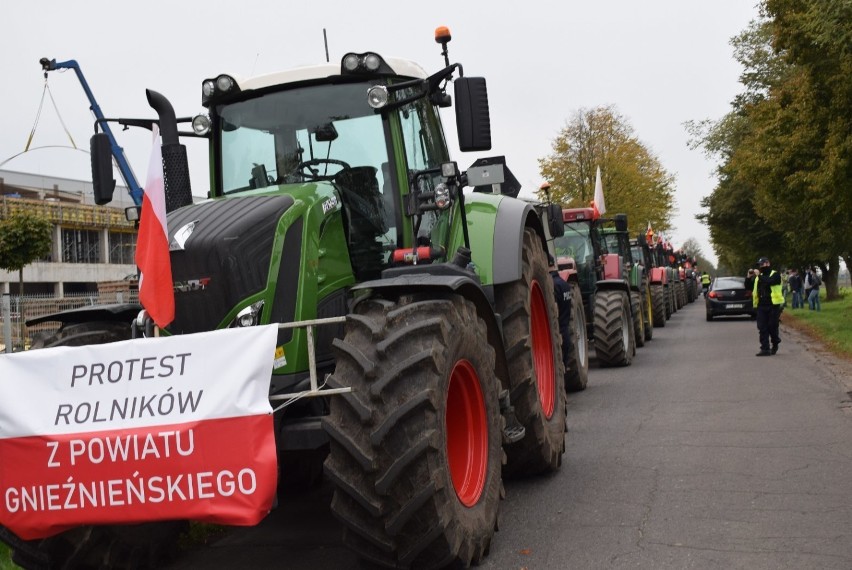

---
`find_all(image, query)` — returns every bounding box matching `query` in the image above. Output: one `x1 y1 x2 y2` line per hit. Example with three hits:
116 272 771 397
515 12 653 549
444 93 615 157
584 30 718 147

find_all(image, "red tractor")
554 208 635 380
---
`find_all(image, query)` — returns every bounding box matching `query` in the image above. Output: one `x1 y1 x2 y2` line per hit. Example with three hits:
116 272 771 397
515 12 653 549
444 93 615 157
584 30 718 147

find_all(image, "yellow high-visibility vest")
752 270 783 305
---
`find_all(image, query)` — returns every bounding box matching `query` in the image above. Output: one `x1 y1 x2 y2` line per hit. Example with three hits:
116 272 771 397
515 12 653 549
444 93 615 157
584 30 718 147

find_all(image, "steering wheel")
296 159 351 181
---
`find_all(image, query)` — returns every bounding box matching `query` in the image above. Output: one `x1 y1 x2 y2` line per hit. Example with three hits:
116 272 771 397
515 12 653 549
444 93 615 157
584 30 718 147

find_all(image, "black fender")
351 275 510 393
492 198 547 285
596 279 631 295
25 303 141 327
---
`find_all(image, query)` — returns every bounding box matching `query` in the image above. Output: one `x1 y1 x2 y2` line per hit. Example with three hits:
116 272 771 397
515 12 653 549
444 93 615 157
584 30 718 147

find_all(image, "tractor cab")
194 37 490 282
553 207 604 298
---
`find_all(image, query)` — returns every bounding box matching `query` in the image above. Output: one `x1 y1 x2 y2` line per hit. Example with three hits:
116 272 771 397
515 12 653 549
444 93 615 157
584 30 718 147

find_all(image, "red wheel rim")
530 280 555 418
446 359 488 507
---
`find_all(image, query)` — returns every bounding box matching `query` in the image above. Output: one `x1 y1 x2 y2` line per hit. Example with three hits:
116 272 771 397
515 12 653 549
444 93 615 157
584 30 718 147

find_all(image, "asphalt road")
168 299 852 569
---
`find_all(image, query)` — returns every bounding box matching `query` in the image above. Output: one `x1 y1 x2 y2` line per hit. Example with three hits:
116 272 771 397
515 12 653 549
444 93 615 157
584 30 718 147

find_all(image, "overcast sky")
1 0 761 264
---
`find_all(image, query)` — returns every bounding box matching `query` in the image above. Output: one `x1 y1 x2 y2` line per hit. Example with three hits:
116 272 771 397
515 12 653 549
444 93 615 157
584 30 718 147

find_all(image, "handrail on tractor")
269 316 350 412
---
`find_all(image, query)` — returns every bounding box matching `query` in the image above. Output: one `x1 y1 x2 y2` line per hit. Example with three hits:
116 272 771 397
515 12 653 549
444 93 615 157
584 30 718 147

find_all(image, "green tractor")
629 234 655 344
3 30 568 570
554 208 635 372
601 215 652 348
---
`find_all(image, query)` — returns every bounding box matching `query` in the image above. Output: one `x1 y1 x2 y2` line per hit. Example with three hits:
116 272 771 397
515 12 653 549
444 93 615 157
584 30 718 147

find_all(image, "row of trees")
538 105 677 236
536 106 716 269
688 0 851 299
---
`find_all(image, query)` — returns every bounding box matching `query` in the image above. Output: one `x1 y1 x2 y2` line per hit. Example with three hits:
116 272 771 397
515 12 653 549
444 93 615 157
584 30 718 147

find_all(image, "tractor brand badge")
170 220 199 251
322 196 339 214
174 277 211 292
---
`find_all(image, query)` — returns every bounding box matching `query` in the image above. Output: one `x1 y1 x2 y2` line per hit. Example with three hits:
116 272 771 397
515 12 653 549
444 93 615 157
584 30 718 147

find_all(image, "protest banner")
0 325 278 540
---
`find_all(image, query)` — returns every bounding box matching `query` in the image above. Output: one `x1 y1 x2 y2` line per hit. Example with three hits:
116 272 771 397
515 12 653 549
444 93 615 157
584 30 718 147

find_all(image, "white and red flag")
591 166 606 218
135 125 174 329
0 326 279 540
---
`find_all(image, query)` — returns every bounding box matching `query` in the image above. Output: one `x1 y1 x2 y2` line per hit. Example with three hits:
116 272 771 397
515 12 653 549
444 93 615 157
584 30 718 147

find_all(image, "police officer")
753 256 783 356
549 254 573 372
700 271 711 296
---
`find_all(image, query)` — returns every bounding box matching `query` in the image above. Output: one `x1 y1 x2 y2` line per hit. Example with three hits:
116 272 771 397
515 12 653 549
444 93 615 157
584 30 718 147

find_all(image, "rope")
46 82 77 149
0 145 90 170
23 74 77 153
24 77 48 152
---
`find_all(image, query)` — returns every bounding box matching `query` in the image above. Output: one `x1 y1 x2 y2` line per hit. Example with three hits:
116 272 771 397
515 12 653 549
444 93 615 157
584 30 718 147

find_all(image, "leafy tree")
0 210 54 296
680 237 716 274
538 105 676 234
689 6 851 297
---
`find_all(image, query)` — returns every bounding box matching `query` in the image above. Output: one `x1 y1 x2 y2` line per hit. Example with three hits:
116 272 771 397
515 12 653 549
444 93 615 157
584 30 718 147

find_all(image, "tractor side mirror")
90 133 116 205
454 77 491 152
614 213 628 233
547 204 565 237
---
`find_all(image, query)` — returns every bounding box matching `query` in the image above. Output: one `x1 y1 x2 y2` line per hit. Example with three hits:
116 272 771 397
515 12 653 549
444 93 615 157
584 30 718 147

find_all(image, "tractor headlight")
216 75 235 92
232 301 264 328
202 80 216 99
202 74 240 106
191 114 211 136
367 85 389 109
434 183 452 209
342 53 360 72
364 53 381 71
340 52 389 75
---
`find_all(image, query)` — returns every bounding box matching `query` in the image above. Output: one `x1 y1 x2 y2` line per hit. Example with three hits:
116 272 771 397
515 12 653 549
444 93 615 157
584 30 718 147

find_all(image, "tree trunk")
820 261 840 301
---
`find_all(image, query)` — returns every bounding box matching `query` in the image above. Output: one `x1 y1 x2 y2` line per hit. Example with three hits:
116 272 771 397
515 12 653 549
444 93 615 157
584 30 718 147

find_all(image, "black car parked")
705 276 756 321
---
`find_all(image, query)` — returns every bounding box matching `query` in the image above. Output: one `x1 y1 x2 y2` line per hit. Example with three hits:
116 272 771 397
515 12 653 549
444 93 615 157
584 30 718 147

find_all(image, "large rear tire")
564 282 589 392
651 284 666 328
593 290 634 367
665 284 674 318
323 294 503 569
630 291 645 348
8 322 189 570
495 228 567 477
643 287 654 341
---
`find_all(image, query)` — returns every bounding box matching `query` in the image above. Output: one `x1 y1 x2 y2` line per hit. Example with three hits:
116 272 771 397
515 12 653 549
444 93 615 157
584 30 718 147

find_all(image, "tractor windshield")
554 221 599 293
216 82 390 195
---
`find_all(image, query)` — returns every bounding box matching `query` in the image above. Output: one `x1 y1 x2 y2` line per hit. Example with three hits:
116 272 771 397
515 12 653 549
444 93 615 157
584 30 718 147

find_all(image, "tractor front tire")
631 291 645 348
593 290 634 367
324 294 503 570
643 287 654 341
651 284 666 328
495 228 567 477
564 282 589 392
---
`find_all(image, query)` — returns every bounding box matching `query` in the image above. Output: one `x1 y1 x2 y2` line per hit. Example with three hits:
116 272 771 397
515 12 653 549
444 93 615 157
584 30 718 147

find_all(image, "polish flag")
591 166 606 218
135 125 174 329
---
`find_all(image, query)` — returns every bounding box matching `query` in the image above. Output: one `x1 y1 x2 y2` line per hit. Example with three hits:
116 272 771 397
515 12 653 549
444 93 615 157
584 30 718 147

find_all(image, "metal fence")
1 290 138 352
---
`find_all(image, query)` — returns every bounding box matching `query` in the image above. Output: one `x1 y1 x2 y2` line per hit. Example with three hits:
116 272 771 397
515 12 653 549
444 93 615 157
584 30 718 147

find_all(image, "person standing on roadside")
803 268 814 304
806 267 822 311
753 257 783 356
549 254 573 373
788 269 803 309
700 271 711 296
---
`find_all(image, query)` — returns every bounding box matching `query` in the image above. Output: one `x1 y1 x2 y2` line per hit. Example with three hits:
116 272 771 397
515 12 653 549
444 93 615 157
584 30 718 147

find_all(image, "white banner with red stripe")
0 325 279 540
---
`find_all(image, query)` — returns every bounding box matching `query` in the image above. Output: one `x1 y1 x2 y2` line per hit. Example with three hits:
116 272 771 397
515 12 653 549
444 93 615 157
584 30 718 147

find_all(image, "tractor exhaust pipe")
146 89 193 212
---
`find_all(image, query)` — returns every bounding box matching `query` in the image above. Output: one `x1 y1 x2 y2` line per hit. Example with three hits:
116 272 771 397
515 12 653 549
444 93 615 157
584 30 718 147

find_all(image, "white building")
0 169 137 295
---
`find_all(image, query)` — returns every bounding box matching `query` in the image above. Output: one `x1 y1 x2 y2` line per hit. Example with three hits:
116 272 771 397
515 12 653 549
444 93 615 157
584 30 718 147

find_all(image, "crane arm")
40 57 144 206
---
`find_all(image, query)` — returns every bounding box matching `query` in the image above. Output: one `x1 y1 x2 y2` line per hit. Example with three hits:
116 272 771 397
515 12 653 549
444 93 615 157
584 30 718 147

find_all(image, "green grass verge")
1 542 20 570
784 288 852 359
